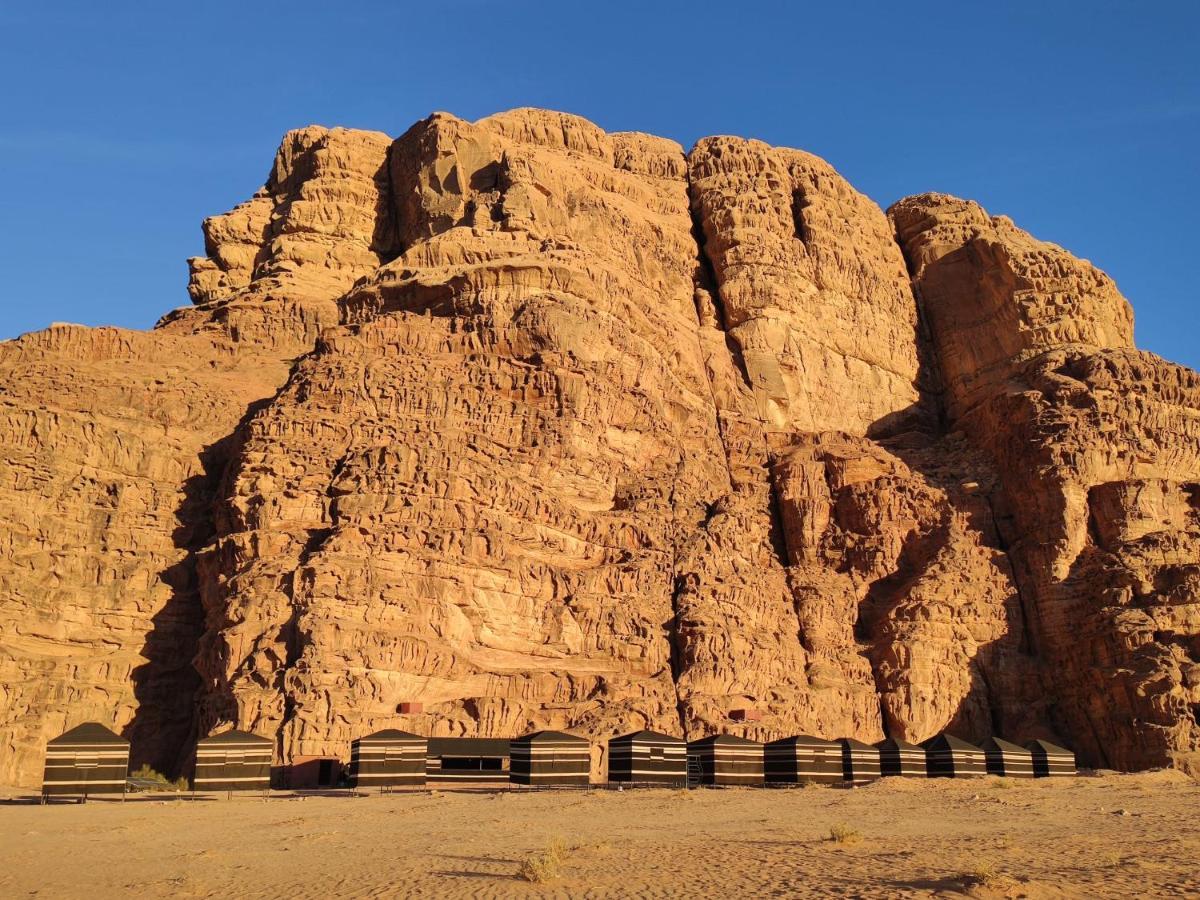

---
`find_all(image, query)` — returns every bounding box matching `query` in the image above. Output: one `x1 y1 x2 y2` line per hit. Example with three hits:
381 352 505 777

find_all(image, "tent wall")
924 737 986 778
510 734 591 786
350 734 427 788
984 741 1035 778
840 740 882 785
877 740 927 777
608 736 686 784
1028 742 1077 777
764 738 841 784
42 728 129 797
193 734 273 792
426 738 510 784
688 739 764 786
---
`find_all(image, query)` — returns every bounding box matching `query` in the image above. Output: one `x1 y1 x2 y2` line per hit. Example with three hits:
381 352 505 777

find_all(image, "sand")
1 771 1197 898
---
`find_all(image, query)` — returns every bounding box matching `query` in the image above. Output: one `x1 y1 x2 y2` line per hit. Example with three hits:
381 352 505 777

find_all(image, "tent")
687 734 764 787
607 730 687 785
983 737 1035 778
349 730 427 789
193 730 272 793
876 737 927 777
764 735 842 784
426 737 511 784
839 737 882 785
42 722 129 799
922 733 986 778
510 730 591 786
1026 739 1077 777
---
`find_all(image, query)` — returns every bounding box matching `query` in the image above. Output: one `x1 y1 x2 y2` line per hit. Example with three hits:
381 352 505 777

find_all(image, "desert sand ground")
1 771 1197 899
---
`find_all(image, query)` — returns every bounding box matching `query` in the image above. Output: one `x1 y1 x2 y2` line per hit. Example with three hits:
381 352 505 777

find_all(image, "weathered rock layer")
1 109 1196 785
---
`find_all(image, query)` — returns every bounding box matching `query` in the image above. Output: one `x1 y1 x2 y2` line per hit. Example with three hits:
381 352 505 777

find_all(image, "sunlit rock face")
0 109 1196 786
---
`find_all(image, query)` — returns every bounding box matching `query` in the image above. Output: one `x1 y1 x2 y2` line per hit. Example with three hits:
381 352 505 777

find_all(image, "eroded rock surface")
0 111 1196 785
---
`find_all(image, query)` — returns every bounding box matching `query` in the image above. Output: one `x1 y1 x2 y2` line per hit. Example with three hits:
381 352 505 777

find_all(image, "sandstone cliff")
0 109 1195 786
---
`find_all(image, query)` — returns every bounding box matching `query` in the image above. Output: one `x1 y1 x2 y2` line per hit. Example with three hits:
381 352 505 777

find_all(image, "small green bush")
131 764 188 792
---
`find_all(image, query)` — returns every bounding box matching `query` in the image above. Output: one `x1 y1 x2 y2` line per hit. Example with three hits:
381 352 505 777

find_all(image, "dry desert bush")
828 823 862 844
518 836 569 883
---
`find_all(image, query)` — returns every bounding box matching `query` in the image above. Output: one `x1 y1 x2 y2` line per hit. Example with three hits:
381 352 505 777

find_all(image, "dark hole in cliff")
470 161 501 191
792 188 813 245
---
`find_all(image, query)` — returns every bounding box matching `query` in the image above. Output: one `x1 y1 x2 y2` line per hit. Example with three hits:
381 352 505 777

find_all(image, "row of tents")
41 723 1076 799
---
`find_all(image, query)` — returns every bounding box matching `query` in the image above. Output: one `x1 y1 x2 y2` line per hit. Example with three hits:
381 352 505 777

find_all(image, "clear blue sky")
2 1 1196 367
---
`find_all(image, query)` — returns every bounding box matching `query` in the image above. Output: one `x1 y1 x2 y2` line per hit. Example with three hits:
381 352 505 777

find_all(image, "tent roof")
427 737 511 756
922 733 983 752
356 729 426 743
1025 739 1074 756
983 737 1029 753
766 734 838 749
688 733 762 748
838 737 877 751
610 729 685 745
47 722 127 746
197 729 273 746
513 730 589 744
875 737 922 751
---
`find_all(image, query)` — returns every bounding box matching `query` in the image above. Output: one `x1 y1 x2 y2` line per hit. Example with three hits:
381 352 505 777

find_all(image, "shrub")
964 861 1002 886
828 823 861 844
131 764 187 792
518 836 569 883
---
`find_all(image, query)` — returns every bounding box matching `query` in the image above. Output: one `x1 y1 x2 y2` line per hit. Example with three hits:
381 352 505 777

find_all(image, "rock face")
1 110 1197 786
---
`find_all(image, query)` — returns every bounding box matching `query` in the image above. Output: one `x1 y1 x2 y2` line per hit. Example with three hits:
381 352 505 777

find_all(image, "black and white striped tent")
839 737 882 785
922 733 986 778
426 737 511 784
193 730 273 792
510 730 591 786
687 734 764 786
42 722 129 799
764 734 842 784
876 737 927 777
608 730 687 785
983 737 1035 778
349 729 427 789
1026 739 1077 777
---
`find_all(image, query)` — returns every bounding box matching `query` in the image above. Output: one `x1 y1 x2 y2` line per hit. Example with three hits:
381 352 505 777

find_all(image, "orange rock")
0 110 1195 786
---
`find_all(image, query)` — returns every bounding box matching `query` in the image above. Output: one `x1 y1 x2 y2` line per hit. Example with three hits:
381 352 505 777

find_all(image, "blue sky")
1 1 1196 367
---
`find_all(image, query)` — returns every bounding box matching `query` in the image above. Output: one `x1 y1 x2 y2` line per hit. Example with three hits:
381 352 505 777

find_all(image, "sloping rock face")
0 126 396 785
0 110 1196 786
892 195 1200 771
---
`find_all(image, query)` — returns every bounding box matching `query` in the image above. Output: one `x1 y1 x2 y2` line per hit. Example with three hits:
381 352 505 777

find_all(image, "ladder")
686 753 703 789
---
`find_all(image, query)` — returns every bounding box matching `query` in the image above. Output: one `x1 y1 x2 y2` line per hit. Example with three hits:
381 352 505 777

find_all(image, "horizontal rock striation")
0 110 1195 785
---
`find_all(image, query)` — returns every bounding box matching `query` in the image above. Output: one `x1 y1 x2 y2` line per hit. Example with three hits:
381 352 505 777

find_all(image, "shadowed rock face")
0 110 1196 786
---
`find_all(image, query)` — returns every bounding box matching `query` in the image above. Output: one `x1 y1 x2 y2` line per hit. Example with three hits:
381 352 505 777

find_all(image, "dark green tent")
876 737 927 777
607 730 686 785
922 733 986 778
42 722 129 799
193 729 272 792
349 729 427 789
687 734 764 786
839 737 882 785
511 730 591 786
983 737 1035 778
1026 739 1077 777
764 734 841 784
426 737 511 784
